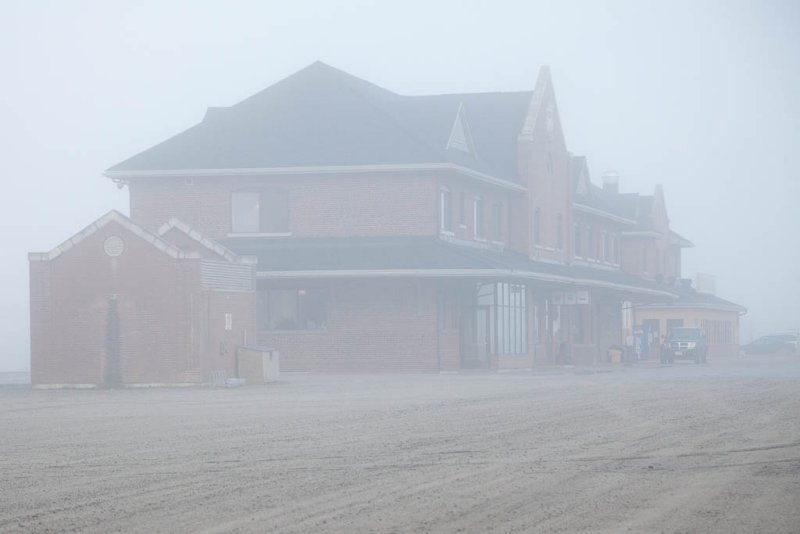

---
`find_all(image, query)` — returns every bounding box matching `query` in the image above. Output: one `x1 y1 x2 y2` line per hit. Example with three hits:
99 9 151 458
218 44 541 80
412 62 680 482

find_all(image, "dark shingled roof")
221 236 676 297
571 156 639 223
108 62 533 183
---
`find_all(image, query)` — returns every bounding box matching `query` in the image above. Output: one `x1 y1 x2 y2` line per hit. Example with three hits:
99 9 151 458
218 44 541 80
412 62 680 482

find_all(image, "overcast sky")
1 0 798 371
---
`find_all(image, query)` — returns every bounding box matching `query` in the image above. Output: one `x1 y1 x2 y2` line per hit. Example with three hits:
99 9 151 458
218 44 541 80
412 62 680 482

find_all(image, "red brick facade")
130 173 438 240
30 214 255 386
33 63 737 382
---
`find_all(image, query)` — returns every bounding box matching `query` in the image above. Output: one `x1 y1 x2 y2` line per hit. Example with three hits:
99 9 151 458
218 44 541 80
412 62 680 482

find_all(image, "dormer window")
231 188 289 234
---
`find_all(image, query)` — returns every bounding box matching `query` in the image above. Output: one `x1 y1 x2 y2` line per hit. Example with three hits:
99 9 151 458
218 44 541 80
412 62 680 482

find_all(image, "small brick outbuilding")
29 211 255 387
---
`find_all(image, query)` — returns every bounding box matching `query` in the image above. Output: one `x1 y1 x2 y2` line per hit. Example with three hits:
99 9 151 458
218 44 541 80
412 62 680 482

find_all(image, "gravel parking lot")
2 355 800 533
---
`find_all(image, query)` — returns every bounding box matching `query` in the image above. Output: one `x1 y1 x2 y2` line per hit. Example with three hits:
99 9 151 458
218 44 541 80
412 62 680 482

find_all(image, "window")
601 232 608 262
497 283 527 355
611 234 618 264
596 231 602 260
459 191 466 226
586 228 594 259
492 202 503 241
231 189 289 234
643 248 649 273
546 152 554 175
533 208 541 246
574 224 582 257
439 188 452 232
478 282 527 355
556 214 564 250
256 286 327 331
473 197 483 238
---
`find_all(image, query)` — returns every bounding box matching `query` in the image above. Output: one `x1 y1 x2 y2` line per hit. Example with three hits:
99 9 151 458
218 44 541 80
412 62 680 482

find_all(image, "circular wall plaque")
103 236 125 257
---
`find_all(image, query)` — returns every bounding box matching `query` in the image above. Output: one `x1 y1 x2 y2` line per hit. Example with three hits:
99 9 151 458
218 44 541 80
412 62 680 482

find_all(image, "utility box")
237 347 280 384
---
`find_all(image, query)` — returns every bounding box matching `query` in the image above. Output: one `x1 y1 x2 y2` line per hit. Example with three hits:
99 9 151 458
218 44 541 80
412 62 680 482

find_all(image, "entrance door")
461 305 491 368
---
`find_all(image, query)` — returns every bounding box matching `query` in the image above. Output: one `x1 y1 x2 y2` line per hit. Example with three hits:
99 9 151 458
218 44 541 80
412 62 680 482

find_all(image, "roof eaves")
573 202 637 226
157 218 242 263
29 210 187 262
104 163 528 192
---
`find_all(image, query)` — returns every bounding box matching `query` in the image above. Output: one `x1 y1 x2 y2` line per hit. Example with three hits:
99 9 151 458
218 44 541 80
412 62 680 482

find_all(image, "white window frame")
439 188 452 233
473 196 484 239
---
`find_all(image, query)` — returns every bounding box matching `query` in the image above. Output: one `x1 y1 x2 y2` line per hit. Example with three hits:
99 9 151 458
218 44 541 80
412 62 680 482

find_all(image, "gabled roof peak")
107 63 536 183
29 211 189 262
446 102 476 154
157 218 248 264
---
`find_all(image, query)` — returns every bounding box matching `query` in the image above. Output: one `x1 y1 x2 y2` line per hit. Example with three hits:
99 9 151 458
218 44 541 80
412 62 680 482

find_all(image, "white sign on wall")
552 290 591 305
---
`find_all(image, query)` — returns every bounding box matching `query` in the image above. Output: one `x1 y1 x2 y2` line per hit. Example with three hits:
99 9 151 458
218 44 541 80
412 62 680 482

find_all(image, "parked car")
774 331 800 353
662 327 707 364
740 334 798 355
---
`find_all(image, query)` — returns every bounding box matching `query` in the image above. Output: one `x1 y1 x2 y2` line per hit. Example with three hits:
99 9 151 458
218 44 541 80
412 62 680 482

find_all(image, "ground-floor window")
475 282 527 355
257 286 327 331
496 283 527 354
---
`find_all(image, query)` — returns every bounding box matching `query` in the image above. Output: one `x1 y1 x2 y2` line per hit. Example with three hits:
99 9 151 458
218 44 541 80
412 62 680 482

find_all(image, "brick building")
569 157 745 359
29 212 255 386
31 62 744 381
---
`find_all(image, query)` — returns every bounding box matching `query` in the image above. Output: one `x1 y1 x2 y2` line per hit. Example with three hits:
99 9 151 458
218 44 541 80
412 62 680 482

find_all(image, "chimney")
601 171 619 194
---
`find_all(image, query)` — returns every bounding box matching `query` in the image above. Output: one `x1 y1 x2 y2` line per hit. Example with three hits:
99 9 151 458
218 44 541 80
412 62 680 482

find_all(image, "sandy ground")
2 355 800 533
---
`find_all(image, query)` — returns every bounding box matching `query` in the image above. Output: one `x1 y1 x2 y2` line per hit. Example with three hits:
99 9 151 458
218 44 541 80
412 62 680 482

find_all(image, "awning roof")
222 236 677 299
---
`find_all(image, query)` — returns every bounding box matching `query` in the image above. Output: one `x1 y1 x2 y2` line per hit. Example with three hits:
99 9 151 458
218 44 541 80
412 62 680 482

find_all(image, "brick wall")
257 279 440 372
129 173 438 239
517 83 573 263
202 289 256 380
572 211 624 268
31 221 191 385
436 176 519 247
30 219 256 386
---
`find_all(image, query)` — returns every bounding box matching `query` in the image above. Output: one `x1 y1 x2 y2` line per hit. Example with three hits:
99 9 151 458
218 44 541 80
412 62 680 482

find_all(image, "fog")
1 0 798 371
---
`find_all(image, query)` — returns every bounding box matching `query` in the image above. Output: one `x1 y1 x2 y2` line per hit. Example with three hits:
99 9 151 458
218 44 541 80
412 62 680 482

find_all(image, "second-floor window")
601 232 608 262
574 224 582 257
556 214 564 250
231 188 289 234
533 208 541 246
473 196 483 238
492 202 503 241
439 188 452 232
